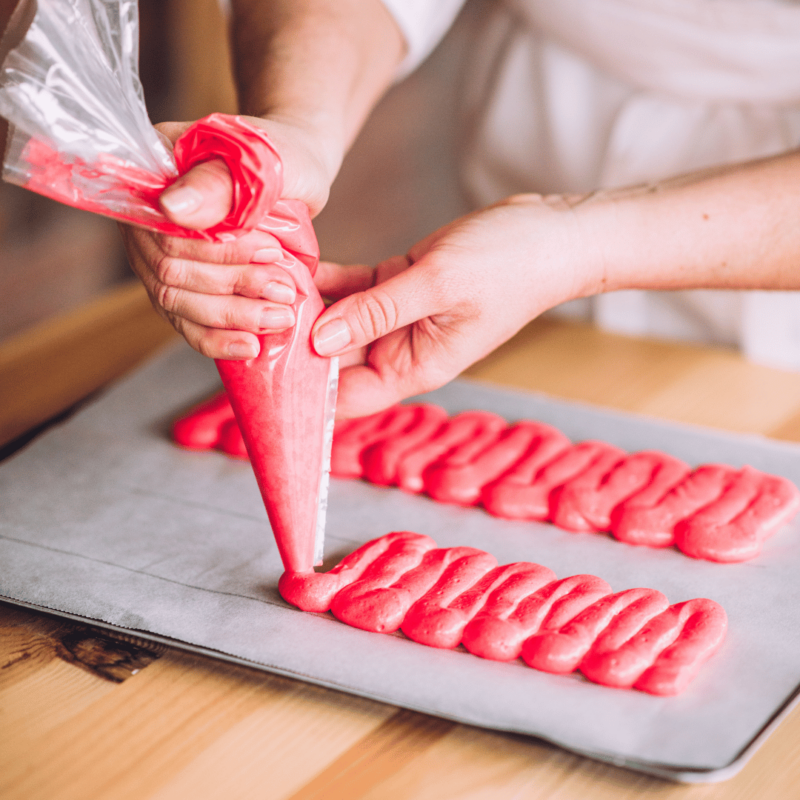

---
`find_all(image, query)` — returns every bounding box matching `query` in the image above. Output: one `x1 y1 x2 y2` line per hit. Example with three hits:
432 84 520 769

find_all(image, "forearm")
576 149 800 297
230 0 405 181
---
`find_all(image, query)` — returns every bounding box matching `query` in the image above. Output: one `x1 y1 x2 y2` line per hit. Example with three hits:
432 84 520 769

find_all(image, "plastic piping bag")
0 0 336 573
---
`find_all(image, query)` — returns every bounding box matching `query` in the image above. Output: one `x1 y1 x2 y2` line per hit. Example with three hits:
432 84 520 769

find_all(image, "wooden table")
3 282 800 799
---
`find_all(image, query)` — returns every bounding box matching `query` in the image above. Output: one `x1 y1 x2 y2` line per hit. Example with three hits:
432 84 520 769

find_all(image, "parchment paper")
3 342 800 783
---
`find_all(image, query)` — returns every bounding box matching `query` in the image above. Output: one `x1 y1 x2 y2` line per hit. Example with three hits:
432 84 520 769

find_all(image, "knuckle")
220 300 247 330
156 281 180 314
194 333 218 359
154 253 185 287
352 289 399 341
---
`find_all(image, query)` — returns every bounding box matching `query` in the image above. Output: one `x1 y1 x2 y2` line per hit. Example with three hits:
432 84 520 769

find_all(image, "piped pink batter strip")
552 451 689 533
361 404 449 486
173 400 800 563
330 405 424 479
674 466 800 563
172 392 235 451
395 411 508 494
581 598 728 694
521 588 668 674
611 464 734 548
279 532 728 696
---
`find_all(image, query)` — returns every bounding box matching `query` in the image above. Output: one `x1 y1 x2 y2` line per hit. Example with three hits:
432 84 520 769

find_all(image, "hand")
120 116 338 360
311 195 603 418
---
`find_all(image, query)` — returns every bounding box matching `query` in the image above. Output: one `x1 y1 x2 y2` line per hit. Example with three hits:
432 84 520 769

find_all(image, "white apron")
456 0 800 368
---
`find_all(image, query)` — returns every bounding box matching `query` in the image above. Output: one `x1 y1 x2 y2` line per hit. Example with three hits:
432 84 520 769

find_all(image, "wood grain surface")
2 283 800 799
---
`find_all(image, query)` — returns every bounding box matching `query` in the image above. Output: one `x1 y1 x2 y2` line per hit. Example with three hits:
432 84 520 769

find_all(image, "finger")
174 316 262 361
155 121 192 143
314 261 375 299
157 284 296 334
125 225 294 301
333 335 449 418
160 158 233 230
154 255 296 303
311 258 443 357
154 227 283 266
314 255 410 300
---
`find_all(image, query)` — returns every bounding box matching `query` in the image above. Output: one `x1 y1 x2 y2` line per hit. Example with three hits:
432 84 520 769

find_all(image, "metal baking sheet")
3 342 800 782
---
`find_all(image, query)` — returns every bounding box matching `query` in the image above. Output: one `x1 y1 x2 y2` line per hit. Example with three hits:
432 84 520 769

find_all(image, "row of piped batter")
279 531 727 696
173 395 800 563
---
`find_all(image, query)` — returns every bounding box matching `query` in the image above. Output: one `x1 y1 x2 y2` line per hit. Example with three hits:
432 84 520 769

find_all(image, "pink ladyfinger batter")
279 533 727 695
172 392 235 451
548 444 627 531
480 423 572 519
516 441 624 522
424 421 556 507
173 397 799 562
395 411 507 494
332 546 492 633
278 531 437 612
361 404 449 486
633 599 728 695
401 561 526 649
610 464 735 548
218 417 248 459
462 575 611 662
581 598 727 694
552 451 689 533
674 466 800 562
330 405 423 479
521 588 669 674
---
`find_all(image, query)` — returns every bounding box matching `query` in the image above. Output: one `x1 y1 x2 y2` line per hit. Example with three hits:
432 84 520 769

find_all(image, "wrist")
499 192 612 310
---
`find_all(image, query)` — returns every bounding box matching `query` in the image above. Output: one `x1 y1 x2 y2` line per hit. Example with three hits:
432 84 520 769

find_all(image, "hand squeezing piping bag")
0 1 337 573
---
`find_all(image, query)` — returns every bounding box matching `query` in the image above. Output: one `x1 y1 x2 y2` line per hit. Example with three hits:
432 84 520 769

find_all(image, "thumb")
312 257 438 356
159 158 233 231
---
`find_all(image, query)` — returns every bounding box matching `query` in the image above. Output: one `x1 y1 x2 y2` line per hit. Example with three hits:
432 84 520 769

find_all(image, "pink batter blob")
332 546 490 633
521 588 668 674
422 412 510 505
361 405 449 486
552 451 689 533
461 575 611 662
279 532 727 695
217 418 248 459
674 466 800 562
549 444 627 531
331 406 414 479
611 464 734 548
278 531 436 612
396 411 508 494
480 423 571 518
581 598 728 695
171 392 235 451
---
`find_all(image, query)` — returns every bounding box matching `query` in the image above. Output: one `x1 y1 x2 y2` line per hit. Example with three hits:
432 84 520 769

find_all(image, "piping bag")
0 0 337 573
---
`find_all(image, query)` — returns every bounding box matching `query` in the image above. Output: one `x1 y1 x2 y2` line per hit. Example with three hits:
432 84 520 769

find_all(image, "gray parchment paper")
3 342 800 783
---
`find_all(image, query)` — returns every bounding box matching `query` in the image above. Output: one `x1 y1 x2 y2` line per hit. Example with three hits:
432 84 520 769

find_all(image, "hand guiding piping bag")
0 0 337 573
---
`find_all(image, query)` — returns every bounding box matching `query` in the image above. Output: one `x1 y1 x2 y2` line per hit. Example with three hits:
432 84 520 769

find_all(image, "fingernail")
262 281 295 304
227 340 258 359
251 247 281 263
314 318 351 355
161 185 203 215
260 307 295 329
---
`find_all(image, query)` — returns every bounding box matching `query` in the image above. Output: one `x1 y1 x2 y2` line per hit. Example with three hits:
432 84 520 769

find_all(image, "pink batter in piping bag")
0 1 336 573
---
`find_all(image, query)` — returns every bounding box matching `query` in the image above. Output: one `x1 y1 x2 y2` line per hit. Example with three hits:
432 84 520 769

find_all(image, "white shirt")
379 0 800 369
